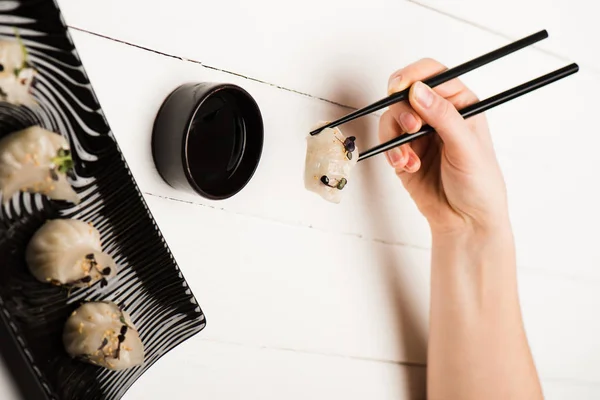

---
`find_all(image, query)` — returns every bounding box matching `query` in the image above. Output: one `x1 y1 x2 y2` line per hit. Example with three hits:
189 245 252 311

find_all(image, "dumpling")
26 218 117 288
0 125 79 204
0 35 37 106
63 301 145 370
304 124 358 203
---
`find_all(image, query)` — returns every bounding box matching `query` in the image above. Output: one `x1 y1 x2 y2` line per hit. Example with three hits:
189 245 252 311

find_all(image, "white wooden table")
2 1 600 398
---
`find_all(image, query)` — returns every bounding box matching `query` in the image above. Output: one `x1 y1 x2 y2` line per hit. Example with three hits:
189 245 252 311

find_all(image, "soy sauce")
186 91 246 191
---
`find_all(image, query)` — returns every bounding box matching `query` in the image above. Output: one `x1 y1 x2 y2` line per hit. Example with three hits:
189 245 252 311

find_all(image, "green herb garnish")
320 175 347 190
51 148 74 175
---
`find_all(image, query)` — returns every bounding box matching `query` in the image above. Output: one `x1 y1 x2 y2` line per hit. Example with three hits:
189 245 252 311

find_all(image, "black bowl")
152 83 264 200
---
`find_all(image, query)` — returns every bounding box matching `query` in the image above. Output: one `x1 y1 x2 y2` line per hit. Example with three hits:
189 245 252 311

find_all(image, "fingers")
388 58 476 101
383 58 482 170
387 59 479 134
378 110 421 173
388 100 423 134
408 81 473 158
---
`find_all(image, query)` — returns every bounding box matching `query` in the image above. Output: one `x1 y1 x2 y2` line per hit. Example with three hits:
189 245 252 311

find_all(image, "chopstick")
357 63 579 162
309 30 549 136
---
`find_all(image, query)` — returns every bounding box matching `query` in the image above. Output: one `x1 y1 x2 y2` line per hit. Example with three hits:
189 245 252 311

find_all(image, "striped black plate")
0 1 206 399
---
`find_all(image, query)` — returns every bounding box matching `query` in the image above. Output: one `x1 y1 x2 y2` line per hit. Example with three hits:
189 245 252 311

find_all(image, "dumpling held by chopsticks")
304 124 358 203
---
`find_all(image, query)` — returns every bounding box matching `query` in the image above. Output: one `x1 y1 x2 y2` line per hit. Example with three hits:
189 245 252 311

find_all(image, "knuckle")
420 57 436 64
435 97 453 121
420 57 447 70
378 111 394 138
388 68 402 81
380 110 394 125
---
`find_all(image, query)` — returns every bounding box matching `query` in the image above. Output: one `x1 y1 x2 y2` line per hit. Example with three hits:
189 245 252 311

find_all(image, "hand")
380 58 510 236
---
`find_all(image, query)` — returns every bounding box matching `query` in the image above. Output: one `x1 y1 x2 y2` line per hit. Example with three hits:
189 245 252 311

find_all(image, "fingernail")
387 148 403 165
388 75 403 95
399 112 418 132
404 153 415 169
413 81 434 108
403 153 416 171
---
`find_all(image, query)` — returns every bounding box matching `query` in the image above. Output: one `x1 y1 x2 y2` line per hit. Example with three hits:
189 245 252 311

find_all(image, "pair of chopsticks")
309 30 579 162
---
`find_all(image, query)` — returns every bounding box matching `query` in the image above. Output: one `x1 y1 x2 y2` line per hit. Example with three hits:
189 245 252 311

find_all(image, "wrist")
431 219 516 264
430 218 519 314
431 213 513 245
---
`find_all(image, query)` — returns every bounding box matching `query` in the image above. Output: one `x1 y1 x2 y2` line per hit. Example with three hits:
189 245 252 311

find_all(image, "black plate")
0 1 206 399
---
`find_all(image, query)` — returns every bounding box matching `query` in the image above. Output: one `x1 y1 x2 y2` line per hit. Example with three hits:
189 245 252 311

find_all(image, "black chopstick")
309 30 549 136
357 63 579 162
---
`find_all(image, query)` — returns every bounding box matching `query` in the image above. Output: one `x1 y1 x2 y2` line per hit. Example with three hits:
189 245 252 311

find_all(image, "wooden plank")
56 0 580 108
144 193 600 383
67 29 600 280
518 269 600 383
411 0 600 73
123 339 427 400
542 380 600 400
145 193 431 366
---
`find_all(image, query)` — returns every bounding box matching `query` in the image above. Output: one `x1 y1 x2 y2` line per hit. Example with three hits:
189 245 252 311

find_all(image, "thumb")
408 81 472 156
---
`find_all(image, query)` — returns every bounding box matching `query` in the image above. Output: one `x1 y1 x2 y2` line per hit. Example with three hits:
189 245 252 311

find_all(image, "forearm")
427 225 543 400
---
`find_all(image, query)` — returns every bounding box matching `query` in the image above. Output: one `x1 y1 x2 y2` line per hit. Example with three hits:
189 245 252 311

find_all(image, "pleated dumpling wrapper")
0 37 37 106
63 302 145 370
0 125 79 204
304 125 358 203
26 218 117 288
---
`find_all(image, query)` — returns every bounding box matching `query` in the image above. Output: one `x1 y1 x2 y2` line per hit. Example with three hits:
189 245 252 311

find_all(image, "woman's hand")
384 59 543 400
379 58 509 236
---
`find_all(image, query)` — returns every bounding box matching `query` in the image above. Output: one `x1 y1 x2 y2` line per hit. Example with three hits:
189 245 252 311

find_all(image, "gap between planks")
197 337 427 369
67 26 362 112
143 192 429 251
145 192 600 285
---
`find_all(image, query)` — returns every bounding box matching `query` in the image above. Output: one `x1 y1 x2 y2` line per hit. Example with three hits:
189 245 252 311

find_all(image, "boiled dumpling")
26 218 117 288
304 124 358 203
0 36 37 106
63 301 145 370
0 125 79 204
